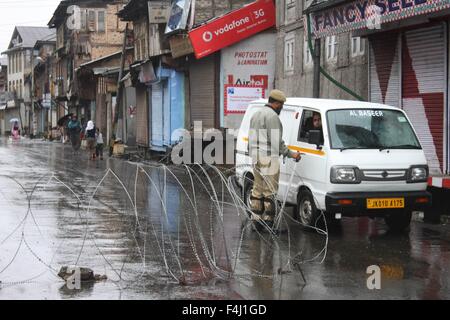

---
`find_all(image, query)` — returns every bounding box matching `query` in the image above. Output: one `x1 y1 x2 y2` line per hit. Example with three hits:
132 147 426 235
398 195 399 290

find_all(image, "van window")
327 109 421 150
298 110 323 144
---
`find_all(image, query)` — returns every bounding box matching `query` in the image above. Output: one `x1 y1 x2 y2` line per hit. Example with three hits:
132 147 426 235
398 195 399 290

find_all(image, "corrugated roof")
14 26 56 48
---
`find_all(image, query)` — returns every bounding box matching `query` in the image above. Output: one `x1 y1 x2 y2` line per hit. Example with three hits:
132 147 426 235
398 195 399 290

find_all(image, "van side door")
293 109 328 201
278 107 302 203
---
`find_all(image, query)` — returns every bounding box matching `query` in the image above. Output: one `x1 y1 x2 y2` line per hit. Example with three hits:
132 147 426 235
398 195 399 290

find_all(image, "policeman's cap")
269 90 287 103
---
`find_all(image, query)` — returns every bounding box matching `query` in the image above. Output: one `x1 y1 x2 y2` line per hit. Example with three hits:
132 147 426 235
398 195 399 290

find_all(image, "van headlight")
407 165 428 183
331 166 361 184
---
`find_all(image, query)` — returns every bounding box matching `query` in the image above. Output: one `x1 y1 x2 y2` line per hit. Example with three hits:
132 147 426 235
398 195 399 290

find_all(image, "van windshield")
327 109 421 150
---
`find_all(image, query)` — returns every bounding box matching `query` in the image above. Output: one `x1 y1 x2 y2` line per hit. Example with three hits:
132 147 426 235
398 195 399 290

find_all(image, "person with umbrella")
57 113 73 143
10 118 20 140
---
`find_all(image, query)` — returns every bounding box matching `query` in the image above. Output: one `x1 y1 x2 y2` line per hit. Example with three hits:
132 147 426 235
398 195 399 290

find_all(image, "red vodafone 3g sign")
188 0 276 59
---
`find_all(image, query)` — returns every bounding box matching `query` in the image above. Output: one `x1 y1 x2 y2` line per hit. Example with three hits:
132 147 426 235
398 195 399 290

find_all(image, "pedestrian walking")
248 90 302 227
12 121 20 140
85 120 97 160
67 115 82 153
95 128 104 160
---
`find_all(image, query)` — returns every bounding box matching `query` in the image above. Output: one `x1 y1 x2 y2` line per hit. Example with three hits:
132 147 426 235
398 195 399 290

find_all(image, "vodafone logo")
202 31 213 42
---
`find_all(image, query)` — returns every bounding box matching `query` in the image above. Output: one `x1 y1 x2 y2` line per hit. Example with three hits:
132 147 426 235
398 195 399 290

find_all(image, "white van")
235 98 431 231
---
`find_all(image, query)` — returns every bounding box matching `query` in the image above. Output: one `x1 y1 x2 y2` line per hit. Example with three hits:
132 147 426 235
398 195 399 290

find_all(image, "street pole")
313 39 321 98
113 23 128 145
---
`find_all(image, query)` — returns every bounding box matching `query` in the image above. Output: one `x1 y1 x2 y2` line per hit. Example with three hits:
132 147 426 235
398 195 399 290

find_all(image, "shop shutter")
163 81 170 146
369 32 401 107
136 86 148 146
189 54 216 129
152 82 164 147
402 25 446 174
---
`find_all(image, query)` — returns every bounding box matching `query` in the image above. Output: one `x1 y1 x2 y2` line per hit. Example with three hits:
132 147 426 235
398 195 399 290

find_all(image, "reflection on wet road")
0 139 449 300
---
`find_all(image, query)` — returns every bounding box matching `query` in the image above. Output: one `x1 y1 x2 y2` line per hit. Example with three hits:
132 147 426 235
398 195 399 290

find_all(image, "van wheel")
384 210 412 233
297 190 320 227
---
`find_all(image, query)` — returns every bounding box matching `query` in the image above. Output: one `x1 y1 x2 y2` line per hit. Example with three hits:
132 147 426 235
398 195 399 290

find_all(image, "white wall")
220 31 277 130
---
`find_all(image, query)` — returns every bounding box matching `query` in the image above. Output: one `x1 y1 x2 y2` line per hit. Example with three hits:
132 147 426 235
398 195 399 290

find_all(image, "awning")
120 72 133 88
120 72 131 83
138 62 157 84
0 104 6 110
92 67 120 75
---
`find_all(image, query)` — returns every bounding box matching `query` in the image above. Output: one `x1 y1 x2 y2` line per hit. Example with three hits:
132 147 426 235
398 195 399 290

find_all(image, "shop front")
150 66 185 151
188 0 276 131
307 0 450 175
369 23 447 175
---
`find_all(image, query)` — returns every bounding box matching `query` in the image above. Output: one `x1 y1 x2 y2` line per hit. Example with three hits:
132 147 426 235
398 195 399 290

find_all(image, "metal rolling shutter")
189 54 216 129
163 81 170 146
152 82 164 147
402 25 446 175
369 32 401 107
136 86 148 146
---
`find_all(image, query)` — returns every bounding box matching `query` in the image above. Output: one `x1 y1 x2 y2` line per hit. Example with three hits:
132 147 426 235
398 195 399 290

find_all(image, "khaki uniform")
249 105 293 216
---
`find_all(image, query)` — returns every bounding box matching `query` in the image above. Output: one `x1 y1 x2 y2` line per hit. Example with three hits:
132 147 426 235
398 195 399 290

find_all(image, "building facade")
276 0 368 101
306 0 450 176
119 0 272 155
48 0 129 128
33 38 57 137
2 26 56 135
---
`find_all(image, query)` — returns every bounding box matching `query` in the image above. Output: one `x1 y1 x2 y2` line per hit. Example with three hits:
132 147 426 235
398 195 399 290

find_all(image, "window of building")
284 37 295 73
80 9 87 30
326 35 337 61
57 26 65 49
97 11 106 32
285 0 296 23
144 36 149 60
351 36 365 57
304 40 313 66
140 39 145 60
19 79 22 98
88 10 96 31
19 52 22 72
136 40 141 61
286 0 296 6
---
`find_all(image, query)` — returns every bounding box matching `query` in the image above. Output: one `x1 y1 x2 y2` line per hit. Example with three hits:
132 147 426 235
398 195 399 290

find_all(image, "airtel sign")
188 0 276 59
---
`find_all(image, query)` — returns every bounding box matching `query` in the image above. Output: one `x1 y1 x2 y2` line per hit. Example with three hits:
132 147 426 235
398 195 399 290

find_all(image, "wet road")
0 138 449 300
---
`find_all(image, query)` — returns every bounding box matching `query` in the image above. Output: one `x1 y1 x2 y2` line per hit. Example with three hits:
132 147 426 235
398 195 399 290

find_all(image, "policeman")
248 90 302 226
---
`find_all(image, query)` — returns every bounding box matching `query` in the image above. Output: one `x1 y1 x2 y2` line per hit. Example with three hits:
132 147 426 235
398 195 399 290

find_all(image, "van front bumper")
325 191 431 216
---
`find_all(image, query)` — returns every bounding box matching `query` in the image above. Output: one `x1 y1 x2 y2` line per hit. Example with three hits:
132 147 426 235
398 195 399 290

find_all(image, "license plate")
367 198 405 209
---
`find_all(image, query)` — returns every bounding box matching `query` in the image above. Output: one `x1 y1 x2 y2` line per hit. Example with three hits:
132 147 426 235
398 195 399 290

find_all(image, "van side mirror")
308 130 323 149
